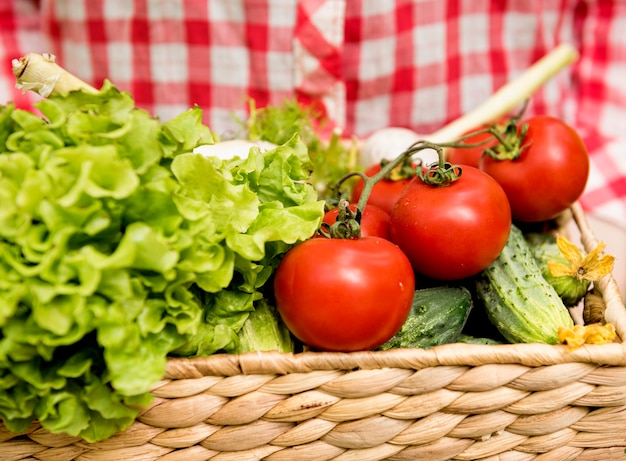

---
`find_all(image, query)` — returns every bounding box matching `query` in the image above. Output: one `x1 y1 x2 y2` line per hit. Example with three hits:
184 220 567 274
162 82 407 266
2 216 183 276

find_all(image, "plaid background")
2 0 626 230
0 0 42 110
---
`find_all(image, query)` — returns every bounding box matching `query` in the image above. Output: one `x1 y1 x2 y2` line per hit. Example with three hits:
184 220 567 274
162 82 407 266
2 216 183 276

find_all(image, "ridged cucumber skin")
475 225 574 344
379 286 472 350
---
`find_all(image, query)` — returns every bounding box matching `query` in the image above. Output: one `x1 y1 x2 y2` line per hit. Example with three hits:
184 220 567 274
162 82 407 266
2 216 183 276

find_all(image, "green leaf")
171 152 260 234
51 145 140 205
36 385 91 436
160 106 214 156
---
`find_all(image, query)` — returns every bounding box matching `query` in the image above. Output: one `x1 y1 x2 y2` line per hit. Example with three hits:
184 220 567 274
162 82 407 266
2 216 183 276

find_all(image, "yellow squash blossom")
548 236 614 282
558 323 617 351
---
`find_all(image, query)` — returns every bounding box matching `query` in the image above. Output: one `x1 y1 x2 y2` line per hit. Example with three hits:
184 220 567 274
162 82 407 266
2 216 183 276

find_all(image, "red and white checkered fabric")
0 0 43 110
1 0 626 228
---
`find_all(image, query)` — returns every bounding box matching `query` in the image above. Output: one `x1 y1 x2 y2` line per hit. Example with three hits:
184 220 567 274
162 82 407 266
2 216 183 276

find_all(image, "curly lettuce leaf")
0 84 323 442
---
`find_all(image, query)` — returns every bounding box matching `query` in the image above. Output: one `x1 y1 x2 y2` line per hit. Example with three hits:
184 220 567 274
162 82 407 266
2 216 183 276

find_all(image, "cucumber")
379 285 472 350
524 232 590 306
475 225 574 344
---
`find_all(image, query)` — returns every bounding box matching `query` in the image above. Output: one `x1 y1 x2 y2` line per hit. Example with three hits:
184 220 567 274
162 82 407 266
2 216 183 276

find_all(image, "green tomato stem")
355 140 468 209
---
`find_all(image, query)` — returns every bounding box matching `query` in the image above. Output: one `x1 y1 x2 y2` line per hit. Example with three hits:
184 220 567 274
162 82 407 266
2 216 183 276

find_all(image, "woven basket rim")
164 202 626 380
164 342 626 380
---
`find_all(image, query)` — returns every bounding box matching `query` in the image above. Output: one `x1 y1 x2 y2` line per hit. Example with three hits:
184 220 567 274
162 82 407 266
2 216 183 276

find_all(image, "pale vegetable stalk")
12 52 97 97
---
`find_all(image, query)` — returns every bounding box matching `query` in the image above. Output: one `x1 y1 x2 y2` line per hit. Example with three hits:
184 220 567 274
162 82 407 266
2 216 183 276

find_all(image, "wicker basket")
2 203 626 461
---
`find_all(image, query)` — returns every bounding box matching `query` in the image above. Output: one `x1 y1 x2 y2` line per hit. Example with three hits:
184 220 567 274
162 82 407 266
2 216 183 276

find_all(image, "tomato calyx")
414 141 463 187
319 199 362 239
481 118 528 161
482 103 530 161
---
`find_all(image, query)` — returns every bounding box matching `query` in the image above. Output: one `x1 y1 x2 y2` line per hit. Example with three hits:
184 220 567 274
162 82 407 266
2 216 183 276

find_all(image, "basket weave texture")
3 203 626 461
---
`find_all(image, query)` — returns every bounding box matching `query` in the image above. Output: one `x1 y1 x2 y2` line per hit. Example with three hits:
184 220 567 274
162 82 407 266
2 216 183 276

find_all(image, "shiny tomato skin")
351 164 412 215
273 237 415 352
390 166 511 280
446 128 498 168
323 203 391 239
479 116 589 222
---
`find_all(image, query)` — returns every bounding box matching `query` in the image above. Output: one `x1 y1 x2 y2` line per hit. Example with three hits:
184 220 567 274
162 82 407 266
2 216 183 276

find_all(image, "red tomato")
446 127 499 168
351 163 413 215
390 166 511 280
479 116 589 222
322 203 391 239
273 237 415 351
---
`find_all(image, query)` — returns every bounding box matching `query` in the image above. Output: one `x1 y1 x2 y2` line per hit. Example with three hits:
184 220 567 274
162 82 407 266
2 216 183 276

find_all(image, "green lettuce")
0 82 323 441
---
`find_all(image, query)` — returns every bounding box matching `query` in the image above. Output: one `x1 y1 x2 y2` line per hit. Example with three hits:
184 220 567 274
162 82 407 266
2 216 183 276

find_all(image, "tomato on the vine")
390 164 511 280
273 237 415 351
479 115 589 222
322 203 391 239
351 163 414 215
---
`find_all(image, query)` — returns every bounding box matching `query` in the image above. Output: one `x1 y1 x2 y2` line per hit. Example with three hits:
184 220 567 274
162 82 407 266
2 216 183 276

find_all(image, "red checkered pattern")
1 0 626 228
0 0 43 109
